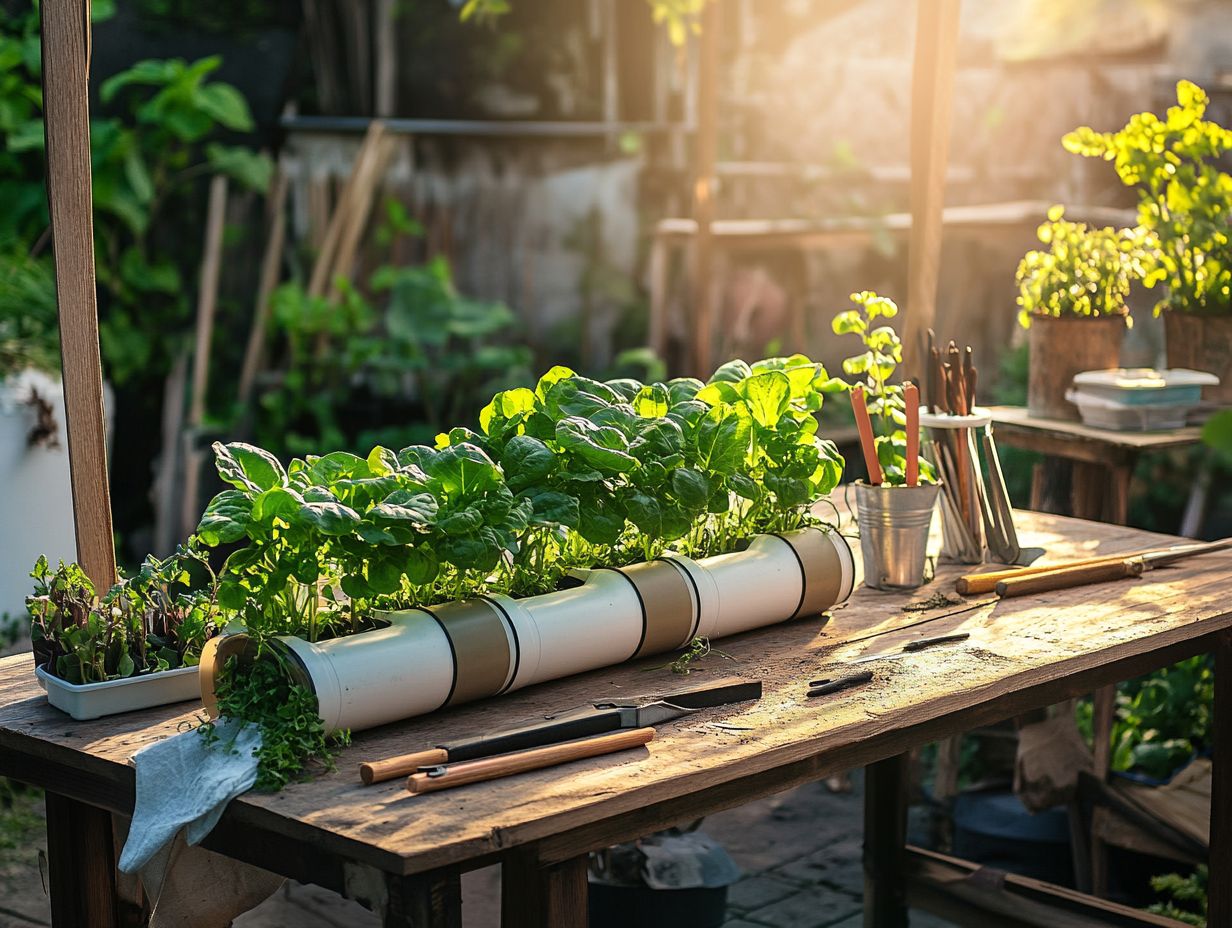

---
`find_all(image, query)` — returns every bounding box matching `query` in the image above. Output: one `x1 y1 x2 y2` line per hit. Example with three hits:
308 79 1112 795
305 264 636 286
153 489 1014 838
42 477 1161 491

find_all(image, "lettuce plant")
196 357 846 639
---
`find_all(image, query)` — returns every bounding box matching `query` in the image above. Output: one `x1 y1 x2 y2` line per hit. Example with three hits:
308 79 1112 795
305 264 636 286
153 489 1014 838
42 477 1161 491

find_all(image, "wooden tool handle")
851 386 883 485
360 748 449 785
406 728 655 795
995 559 1144 598
957 552 1145 595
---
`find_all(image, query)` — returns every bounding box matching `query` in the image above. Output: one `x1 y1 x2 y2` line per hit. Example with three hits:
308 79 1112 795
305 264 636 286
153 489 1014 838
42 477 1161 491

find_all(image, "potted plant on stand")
1015 206 1140 420
1064 80 1232 404
832 292 939 590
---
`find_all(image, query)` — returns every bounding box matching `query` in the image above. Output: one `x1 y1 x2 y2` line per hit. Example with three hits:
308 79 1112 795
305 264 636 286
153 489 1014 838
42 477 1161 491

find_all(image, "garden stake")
905 383 920 487
850 385 883 485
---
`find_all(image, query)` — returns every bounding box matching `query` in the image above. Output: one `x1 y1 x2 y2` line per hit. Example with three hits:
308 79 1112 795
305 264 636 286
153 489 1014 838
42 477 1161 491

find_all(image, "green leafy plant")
1148 866 1207 926
198 654 349 792
0 246 59 378
0 1 272 385
831 291 936 487
1015 206 1142 328
194 357 846 787
250 207 532 460
199 356 845 636
655 636 733 676
1064 80 1232 317
1075 656 1213 780
27 547 220 684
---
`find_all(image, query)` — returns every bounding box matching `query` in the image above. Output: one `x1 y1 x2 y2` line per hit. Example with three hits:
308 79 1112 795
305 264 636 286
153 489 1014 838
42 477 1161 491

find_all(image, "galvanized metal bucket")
854 481 941 590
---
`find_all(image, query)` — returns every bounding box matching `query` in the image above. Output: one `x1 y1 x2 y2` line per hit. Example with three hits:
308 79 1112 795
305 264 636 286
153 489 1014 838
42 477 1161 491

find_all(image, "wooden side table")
987 406 1204 526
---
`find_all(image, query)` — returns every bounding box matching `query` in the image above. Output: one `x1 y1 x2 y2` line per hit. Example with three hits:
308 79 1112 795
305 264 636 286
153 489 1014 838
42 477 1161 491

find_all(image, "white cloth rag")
118 718 262 874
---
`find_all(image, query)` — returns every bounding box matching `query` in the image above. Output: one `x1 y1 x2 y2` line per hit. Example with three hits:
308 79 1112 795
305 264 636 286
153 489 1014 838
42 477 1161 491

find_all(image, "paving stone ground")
0 767 957 927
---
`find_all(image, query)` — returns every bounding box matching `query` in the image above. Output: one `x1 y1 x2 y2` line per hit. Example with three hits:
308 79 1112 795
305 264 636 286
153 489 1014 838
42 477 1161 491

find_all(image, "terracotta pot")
1027 315 1126 420
1165 313 1232 405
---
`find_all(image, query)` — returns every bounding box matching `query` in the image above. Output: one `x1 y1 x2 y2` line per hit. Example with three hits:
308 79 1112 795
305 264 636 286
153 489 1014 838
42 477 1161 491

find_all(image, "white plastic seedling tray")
35 664 201 720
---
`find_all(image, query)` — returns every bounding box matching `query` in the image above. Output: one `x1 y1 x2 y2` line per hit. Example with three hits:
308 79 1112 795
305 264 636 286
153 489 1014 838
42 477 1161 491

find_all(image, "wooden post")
382 869 462 928
502 848 589 928
1211 630 1232 926
237 167 289 407
690 0 720 378
864 753 909 928
902 0 961 375
374 0 397 118
180 175 230 541
40 0 117 591
45 793 119 928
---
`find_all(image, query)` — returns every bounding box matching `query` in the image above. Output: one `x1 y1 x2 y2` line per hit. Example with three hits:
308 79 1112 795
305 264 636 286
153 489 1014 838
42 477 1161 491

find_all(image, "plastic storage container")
1066 367 1219 431
1071 368 1218 406
1065 391 1190 431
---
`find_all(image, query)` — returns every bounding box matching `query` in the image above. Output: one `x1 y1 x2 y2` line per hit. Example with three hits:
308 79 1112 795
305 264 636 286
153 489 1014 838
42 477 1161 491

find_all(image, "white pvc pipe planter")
202 527 855 734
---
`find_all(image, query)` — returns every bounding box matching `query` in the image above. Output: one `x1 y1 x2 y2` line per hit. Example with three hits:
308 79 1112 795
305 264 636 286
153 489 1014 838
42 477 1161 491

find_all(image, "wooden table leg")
1210 630 1232 927
1104 461 1134 525
864 753 909 928
502 846 588 928
382 868 462 928
45 792 119 928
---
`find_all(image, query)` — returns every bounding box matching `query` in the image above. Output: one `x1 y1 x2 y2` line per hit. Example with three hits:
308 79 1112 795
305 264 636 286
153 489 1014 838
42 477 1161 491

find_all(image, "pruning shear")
360 677 761 784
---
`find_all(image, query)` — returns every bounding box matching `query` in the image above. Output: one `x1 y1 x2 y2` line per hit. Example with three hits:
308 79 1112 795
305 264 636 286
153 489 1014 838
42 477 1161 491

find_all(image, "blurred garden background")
5 0 1232 925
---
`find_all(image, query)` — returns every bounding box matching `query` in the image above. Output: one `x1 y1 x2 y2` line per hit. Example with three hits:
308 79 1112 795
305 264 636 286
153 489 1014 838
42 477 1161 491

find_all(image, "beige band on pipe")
780 530 844 620
430 598 514 707
621 560 698 658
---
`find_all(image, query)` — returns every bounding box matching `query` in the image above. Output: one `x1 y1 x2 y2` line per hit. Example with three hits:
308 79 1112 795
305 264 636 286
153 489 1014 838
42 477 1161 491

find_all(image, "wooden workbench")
988 406 1204 525
1 509 1229 927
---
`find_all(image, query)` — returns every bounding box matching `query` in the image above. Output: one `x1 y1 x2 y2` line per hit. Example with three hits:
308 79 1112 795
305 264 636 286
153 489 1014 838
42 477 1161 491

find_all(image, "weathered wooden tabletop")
1 509 1229 888
988 405 1203 452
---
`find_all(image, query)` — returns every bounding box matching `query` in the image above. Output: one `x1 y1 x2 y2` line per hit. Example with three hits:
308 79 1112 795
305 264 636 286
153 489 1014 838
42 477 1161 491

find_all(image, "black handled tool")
849 632 970 665
806 671 873 698
361 677 761 784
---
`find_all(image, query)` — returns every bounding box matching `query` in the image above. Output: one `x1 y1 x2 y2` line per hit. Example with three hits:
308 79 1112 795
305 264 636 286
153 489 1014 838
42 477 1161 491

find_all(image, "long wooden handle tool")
360 749 449 785
851 385 883 485
904 382 920 487
957 538 1232 595
995 559 1144 598
405 728 655 795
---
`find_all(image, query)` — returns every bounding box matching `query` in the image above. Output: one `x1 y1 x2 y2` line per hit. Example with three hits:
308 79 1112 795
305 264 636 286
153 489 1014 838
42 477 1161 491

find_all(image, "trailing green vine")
198 655 349 792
